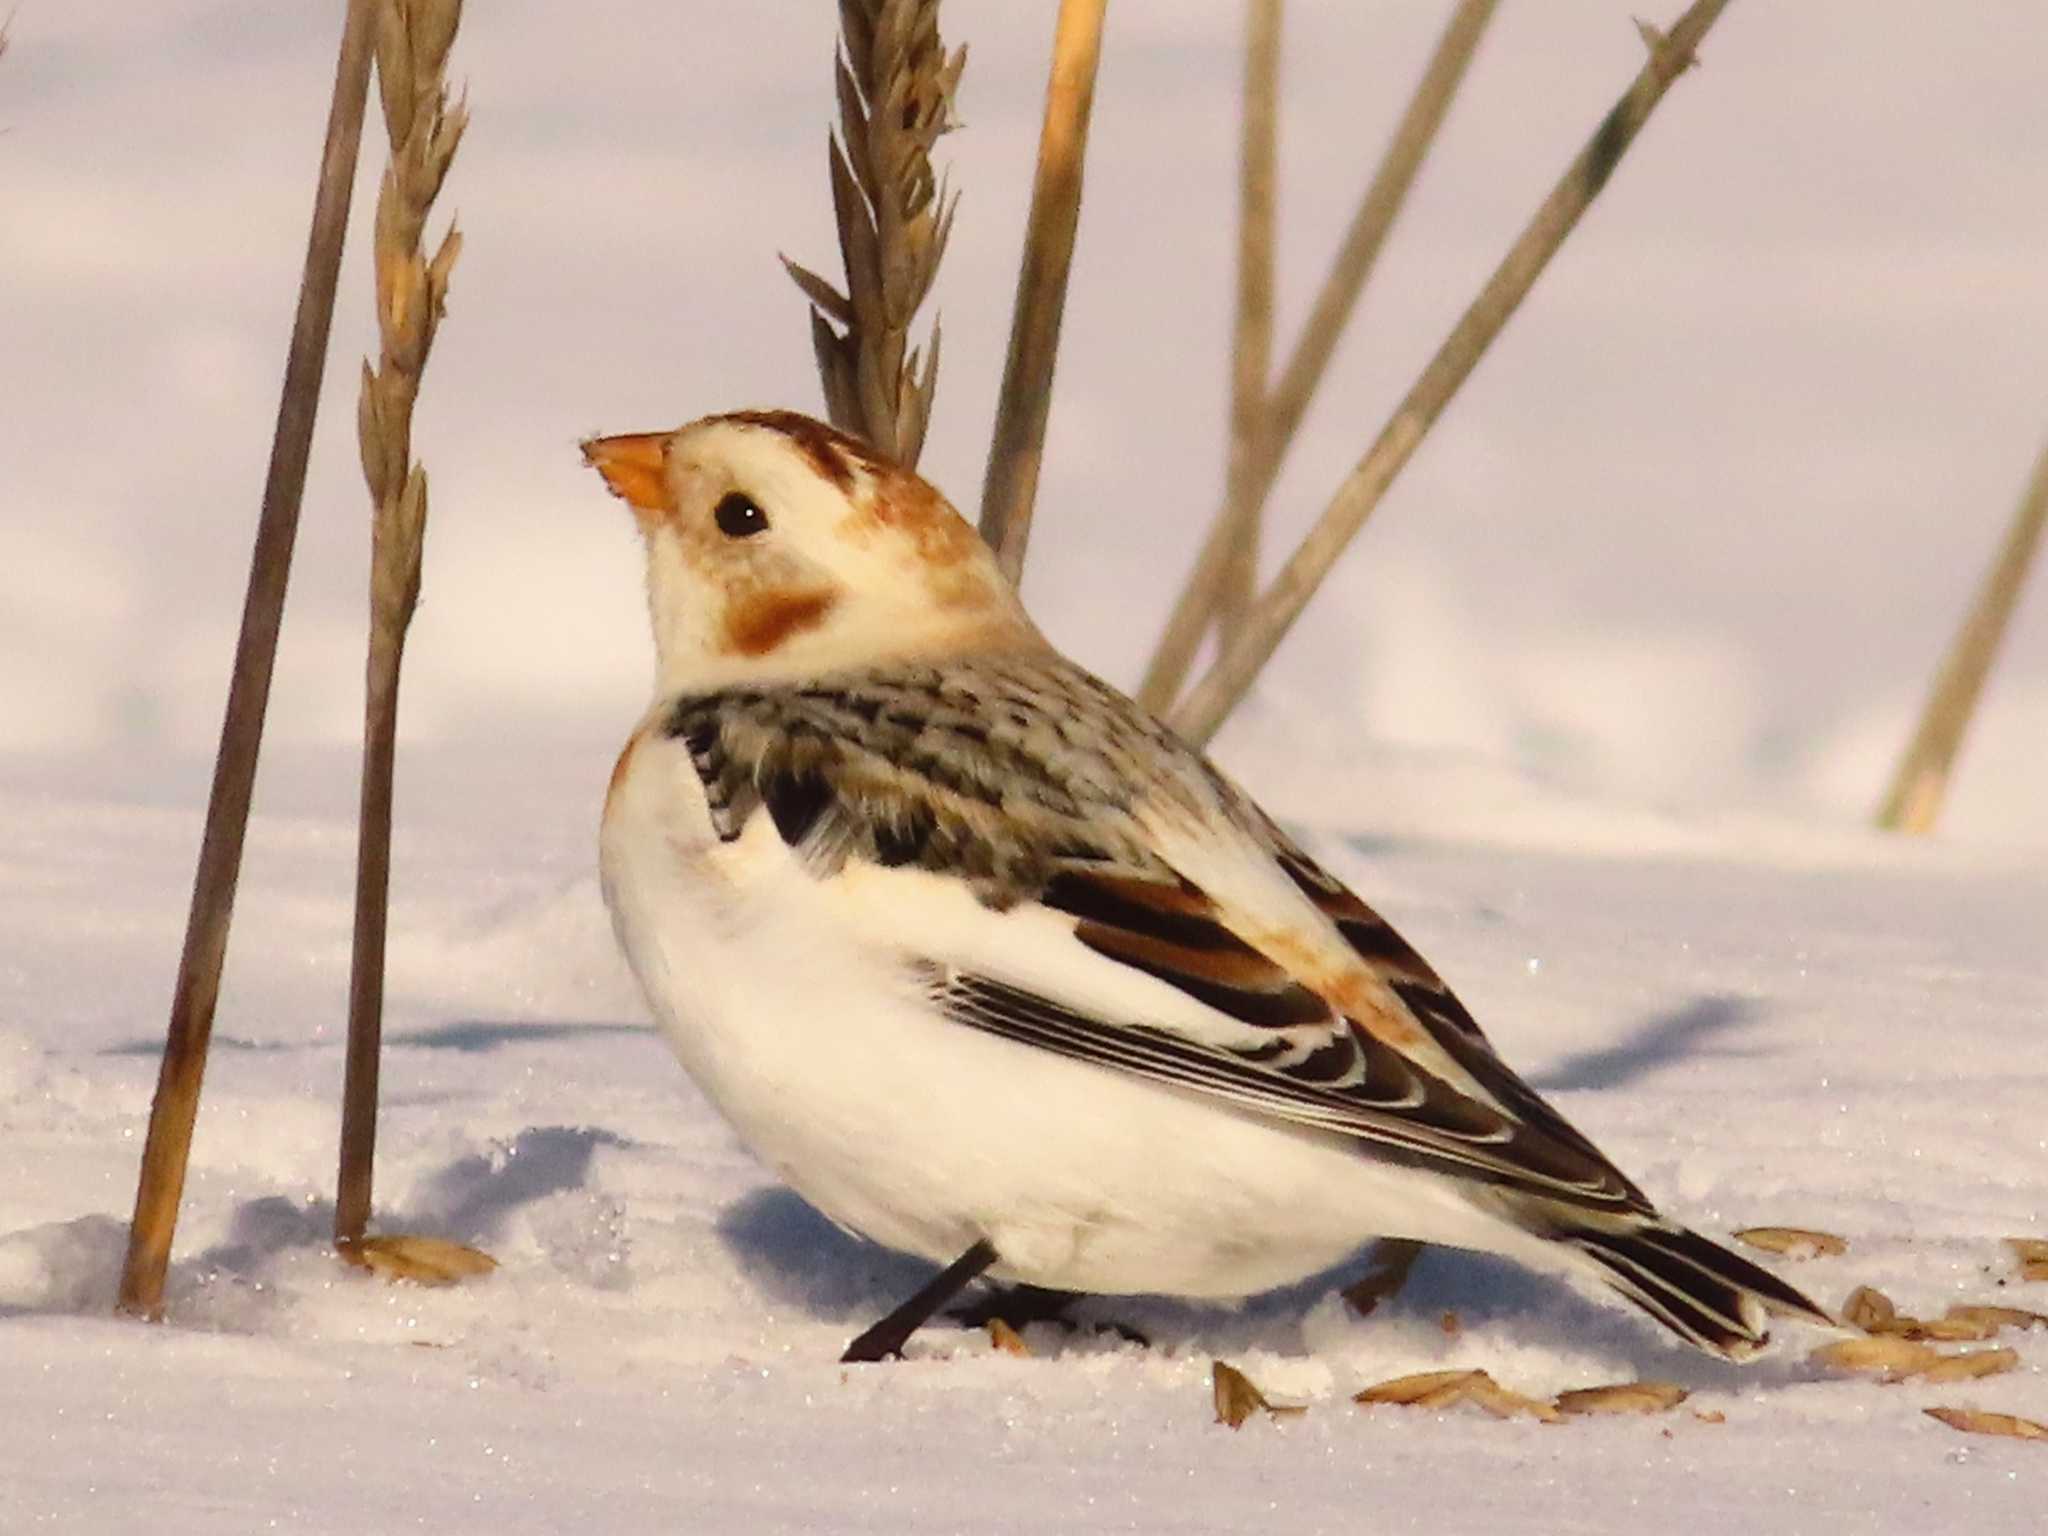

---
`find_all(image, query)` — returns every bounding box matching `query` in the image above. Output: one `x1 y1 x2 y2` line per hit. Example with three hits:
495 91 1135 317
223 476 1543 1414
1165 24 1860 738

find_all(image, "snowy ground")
3 743 2043 1534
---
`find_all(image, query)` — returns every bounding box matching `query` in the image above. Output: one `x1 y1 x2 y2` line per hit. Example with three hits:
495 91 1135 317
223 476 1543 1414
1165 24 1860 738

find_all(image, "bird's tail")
1555 1214 1836 1360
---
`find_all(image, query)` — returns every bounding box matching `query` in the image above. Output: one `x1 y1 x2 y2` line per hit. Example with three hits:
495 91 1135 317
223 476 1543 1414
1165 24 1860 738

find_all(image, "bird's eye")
714 491 769 539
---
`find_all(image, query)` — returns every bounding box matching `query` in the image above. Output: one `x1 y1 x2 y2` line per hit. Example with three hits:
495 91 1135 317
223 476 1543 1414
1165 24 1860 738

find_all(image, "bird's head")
583 410 1039 692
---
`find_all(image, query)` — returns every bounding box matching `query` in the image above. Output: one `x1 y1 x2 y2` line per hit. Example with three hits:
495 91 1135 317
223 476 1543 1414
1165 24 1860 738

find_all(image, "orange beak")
581 431 672 515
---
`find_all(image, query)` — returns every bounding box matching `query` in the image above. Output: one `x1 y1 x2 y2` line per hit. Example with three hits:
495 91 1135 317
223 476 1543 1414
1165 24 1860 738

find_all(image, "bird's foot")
950 1282 1150 1348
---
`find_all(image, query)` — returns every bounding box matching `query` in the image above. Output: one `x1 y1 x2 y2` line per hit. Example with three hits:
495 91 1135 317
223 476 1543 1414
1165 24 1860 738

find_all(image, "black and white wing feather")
663 654 1645 1215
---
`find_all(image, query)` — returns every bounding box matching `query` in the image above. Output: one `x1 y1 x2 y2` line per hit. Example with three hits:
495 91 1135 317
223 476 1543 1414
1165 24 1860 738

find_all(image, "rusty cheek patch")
721 586 838 656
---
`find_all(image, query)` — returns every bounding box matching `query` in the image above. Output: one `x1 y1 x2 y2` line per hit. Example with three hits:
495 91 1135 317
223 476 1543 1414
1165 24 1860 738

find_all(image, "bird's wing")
665 657 1647 1213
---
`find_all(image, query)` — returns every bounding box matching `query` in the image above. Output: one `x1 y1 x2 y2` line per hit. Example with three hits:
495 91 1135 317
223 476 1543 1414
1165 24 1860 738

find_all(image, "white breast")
598 712 1534 1297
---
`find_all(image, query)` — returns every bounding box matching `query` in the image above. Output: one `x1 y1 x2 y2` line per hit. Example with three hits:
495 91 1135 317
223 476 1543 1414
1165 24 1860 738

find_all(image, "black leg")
841 1239 1001 1363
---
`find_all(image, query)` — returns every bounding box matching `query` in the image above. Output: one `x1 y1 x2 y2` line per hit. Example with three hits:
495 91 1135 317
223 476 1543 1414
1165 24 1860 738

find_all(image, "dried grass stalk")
1168 0 1731 745
1877 438 2048 833
977 0 1109 583
1140 0 1498 711
117 0 380 1321
336 0 467 1250
1211 0 1285 649
785 0 964 469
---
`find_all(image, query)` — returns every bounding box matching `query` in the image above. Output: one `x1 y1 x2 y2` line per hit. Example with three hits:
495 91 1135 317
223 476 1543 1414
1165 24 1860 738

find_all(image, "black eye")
714 491 768 538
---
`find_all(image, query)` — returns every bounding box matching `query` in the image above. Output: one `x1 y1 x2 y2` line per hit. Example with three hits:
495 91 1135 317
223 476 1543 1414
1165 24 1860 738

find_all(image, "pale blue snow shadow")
1530 993 1765 1093
392 1020 657 1053
405 1124 633 1238
711 1186 1792 1382
715 1185 937 1321
154 1127 630 1301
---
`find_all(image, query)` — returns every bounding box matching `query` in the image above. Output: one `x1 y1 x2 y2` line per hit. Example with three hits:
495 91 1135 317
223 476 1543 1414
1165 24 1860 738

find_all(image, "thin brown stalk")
1876 437 2048 834
1212 0 1284 649
337 0 466 1250
1139 0 1497 712
118 0 378 1321
978 0 1108 585
785 0 964 469
1170 1 1731 745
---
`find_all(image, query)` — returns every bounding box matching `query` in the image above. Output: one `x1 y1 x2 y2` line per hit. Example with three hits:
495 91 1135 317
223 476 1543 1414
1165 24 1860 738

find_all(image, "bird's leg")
842 1239 1001 1363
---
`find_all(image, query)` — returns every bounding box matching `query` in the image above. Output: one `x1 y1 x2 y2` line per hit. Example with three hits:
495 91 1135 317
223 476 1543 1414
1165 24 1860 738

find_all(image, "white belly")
600 721 1528 1297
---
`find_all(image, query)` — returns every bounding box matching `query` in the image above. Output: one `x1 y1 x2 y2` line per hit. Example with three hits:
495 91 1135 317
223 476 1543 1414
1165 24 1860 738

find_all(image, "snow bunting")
584 409 1831 1363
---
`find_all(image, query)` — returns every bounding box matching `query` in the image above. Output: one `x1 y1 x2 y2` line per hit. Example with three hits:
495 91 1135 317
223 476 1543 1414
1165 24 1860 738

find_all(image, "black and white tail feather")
1545 1210 1837 1359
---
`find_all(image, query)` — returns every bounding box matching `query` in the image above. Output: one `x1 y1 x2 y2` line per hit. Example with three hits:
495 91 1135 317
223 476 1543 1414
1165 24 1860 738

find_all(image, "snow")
4 2 2047 1529
3 749 2044 1533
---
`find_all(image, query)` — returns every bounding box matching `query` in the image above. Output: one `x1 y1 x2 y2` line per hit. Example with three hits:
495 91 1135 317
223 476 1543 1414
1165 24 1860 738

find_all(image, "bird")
582 408 1833 1364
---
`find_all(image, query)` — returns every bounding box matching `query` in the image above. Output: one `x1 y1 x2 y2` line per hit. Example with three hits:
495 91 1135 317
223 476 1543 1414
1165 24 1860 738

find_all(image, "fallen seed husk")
2006 1238 2048 1265
1872 1314 2000 1343
1734 1226 1848 1260
337 1234 498 1287
1924 1407 2048 1442
1917 1347 2019 1383
2025 1261 2048 1284
1947 1303 2048 1334
987 1318 1030 1357
1556 1382 1690 1416
1212 1360 1266 1427
1694 1409 1727 1425
1356 1369 1556 1422
1356 1368 1488 1407
1841 1285 1897 1331
1466 1378 1562 1424
1810 1336 1940 1380
1212 1360 1303 1427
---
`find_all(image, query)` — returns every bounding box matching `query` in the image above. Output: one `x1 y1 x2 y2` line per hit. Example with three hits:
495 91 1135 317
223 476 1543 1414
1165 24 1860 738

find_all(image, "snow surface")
2 744 2043 1533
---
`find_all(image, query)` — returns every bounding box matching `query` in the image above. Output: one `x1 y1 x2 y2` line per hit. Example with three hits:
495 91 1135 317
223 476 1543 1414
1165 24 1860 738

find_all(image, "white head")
584 410 1040 693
